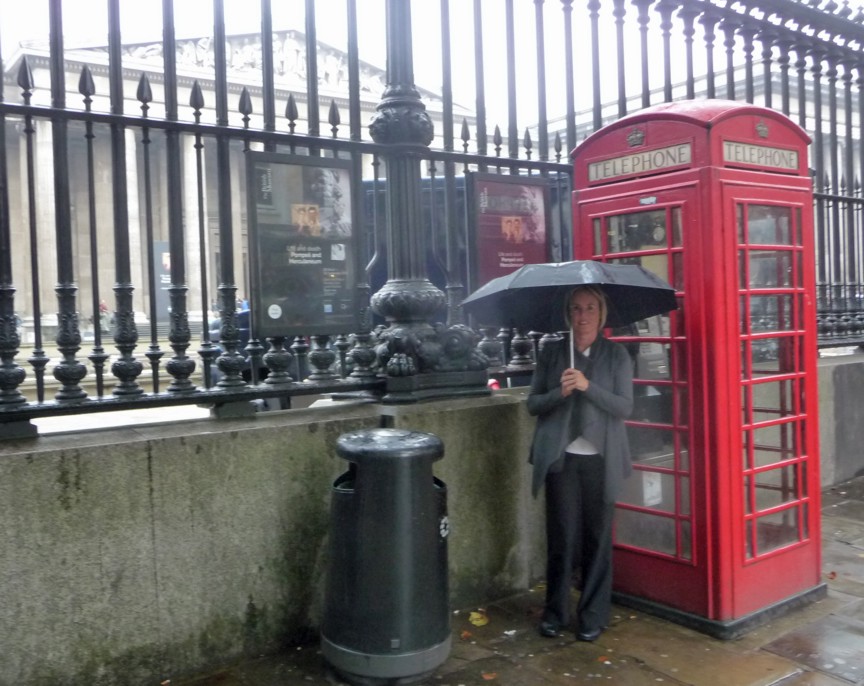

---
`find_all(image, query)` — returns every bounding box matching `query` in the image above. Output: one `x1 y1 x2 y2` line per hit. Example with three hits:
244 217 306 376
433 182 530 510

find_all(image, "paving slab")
734 591 859 652
824 504 864 545
606 613 805 686
764 614 864 684
822 539 864 597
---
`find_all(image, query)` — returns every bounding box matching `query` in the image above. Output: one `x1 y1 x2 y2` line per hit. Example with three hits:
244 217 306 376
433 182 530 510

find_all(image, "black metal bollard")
321 428 450 685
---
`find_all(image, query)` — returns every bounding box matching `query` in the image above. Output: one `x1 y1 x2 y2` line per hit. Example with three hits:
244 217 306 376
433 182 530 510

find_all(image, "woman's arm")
582 344 634 420
526 343 566 417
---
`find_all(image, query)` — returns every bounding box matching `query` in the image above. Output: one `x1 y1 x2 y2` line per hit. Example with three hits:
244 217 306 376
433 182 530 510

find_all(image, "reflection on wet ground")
176 476 864 686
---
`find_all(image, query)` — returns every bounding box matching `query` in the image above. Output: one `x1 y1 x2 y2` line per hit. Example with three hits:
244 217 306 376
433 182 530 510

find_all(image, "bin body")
322 428 450 684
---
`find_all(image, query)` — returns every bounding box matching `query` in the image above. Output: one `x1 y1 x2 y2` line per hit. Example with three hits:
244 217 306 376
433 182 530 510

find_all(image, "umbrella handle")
569 326 574 369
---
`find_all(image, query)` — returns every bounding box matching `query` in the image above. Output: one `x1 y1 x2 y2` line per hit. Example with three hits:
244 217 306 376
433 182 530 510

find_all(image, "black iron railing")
0 0 862 434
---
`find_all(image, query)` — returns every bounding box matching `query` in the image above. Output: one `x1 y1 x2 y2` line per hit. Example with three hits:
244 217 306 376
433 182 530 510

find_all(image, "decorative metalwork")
307 336 338 381
104 0 143 398
0 58 26 406
50 2 88 402
2 0 864 429
627 128 646 147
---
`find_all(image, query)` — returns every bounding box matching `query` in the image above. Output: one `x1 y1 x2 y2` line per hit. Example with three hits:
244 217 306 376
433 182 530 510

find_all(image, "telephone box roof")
572 98 810 158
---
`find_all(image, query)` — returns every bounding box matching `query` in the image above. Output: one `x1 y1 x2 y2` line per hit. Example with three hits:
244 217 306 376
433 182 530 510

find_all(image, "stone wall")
0 393 543 685
818 352 864 486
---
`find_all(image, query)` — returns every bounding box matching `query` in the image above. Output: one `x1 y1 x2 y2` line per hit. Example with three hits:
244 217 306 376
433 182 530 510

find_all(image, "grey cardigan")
526 334 634 498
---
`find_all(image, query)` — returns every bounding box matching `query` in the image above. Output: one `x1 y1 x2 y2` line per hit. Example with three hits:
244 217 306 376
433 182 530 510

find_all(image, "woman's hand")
560 367 590 397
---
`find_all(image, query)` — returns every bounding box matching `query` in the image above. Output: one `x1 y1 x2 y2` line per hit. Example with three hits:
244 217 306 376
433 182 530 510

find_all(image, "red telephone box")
572 100 825 637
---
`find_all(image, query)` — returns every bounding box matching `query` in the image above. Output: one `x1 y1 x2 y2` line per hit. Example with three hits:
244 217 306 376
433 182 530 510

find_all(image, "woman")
526 285 634 642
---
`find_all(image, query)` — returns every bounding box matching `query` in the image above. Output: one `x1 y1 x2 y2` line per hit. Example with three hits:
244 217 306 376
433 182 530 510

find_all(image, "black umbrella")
461 260 677 332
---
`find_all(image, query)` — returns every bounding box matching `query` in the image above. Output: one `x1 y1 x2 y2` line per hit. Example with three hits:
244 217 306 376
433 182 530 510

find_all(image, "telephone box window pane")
751 337 798 376
748 205 792 245
752 337 779 370
610 255 669 284
635 340 671 381
800 410 808 448
750 251 793 288
755 507 801 555
741 340 752 379
794 208 802 246
680 475 691 516
672 340 687 381
754 464 800 511
615 509 678 557
607 210 667 253
752 421 798 467
743 429 752 470
680 520 692 560
675 385 690 426
593 218 602 254
801 499 809 539
797 294 805 330
742 385 752 425
672 304 685 338
618 470 677 513
633 384 672 424
746 522 755 559
678 431 690 471
627 426 675 466
671 207 682 247
672 252 684 291
751 379 796 422
750 295 794 332
737 204 745 243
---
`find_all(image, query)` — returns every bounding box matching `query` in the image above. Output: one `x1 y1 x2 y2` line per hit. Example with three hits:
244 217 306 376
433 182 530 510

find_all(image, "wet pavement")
174 476 864 686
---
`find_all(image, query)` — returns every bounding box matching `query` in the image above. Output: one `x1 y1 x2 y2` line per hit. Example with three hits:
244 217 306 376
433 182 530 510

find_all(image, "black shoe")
577 627 602 642
538 620 562 638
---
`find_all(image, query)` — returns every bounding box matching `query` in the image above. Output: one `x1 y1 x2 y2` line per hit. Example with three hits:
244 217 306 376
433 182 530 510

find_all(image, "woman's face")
569 290 602 341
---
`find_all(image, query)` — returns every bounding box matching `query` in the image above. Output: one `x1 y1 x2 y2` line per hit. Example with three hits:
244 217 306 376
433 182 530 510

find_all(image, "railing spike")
17 55 34 95
136 73 152 105
239 86 253 118
78 65 95 99
328 99 341 136
285 93 298 134
189 80 205 112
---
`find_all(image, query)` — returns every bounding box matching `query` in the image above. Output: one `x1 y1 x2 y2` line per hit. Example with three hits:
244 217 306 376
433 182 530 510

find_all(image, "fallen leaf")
469 610 489 627
826 571 837 580
598 656 609 662
481 672 497 680
460 630 473 640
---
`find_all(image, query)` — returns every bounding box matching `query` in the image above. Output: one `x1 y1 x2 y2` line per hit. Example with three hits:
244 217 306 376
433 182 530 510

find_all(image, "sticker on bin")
439 516 450 538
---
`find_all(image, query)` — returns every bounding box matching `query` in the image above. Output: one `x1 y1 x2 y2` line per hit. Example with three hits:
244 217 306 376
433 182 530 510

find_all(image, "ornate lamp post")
369 0 488 403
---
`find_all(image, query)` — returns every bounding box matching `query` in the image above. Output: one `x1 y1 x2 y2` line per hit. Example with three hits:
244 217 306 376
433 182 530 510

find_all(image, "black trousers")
543 453 615 633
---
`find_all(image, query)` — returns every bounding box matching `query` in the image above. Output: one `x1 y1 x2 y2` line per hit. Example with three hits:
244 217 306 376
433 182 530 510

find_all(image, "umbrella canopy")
461 260 677 332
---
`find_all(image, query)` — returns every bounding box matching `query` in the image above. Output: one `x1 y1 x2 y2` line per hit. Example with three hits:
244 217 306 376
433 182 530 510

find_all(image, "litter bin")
321 428 450 685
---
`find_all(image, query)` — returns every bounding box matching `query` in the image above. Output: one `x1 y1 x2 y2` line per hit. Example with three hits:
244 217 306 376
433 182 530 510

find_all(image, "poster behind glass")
468 173 550 290
247 153 358 338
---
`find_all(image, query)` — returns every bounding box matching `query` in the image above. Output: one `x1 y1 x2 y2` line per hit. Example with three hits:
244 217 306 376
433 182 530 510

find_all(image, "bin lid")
336 428 444 462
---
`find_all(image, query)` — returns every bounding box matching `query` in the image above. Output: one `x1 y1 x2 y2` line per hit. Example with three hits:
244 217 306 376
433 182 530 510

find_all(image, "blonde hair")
564 285 608 329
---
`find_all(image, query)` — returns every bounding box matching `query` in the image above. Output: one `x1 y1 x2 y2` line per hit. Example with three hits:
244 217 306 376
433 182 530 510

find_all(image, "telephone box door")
716 182 820 619
576 182 712 616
